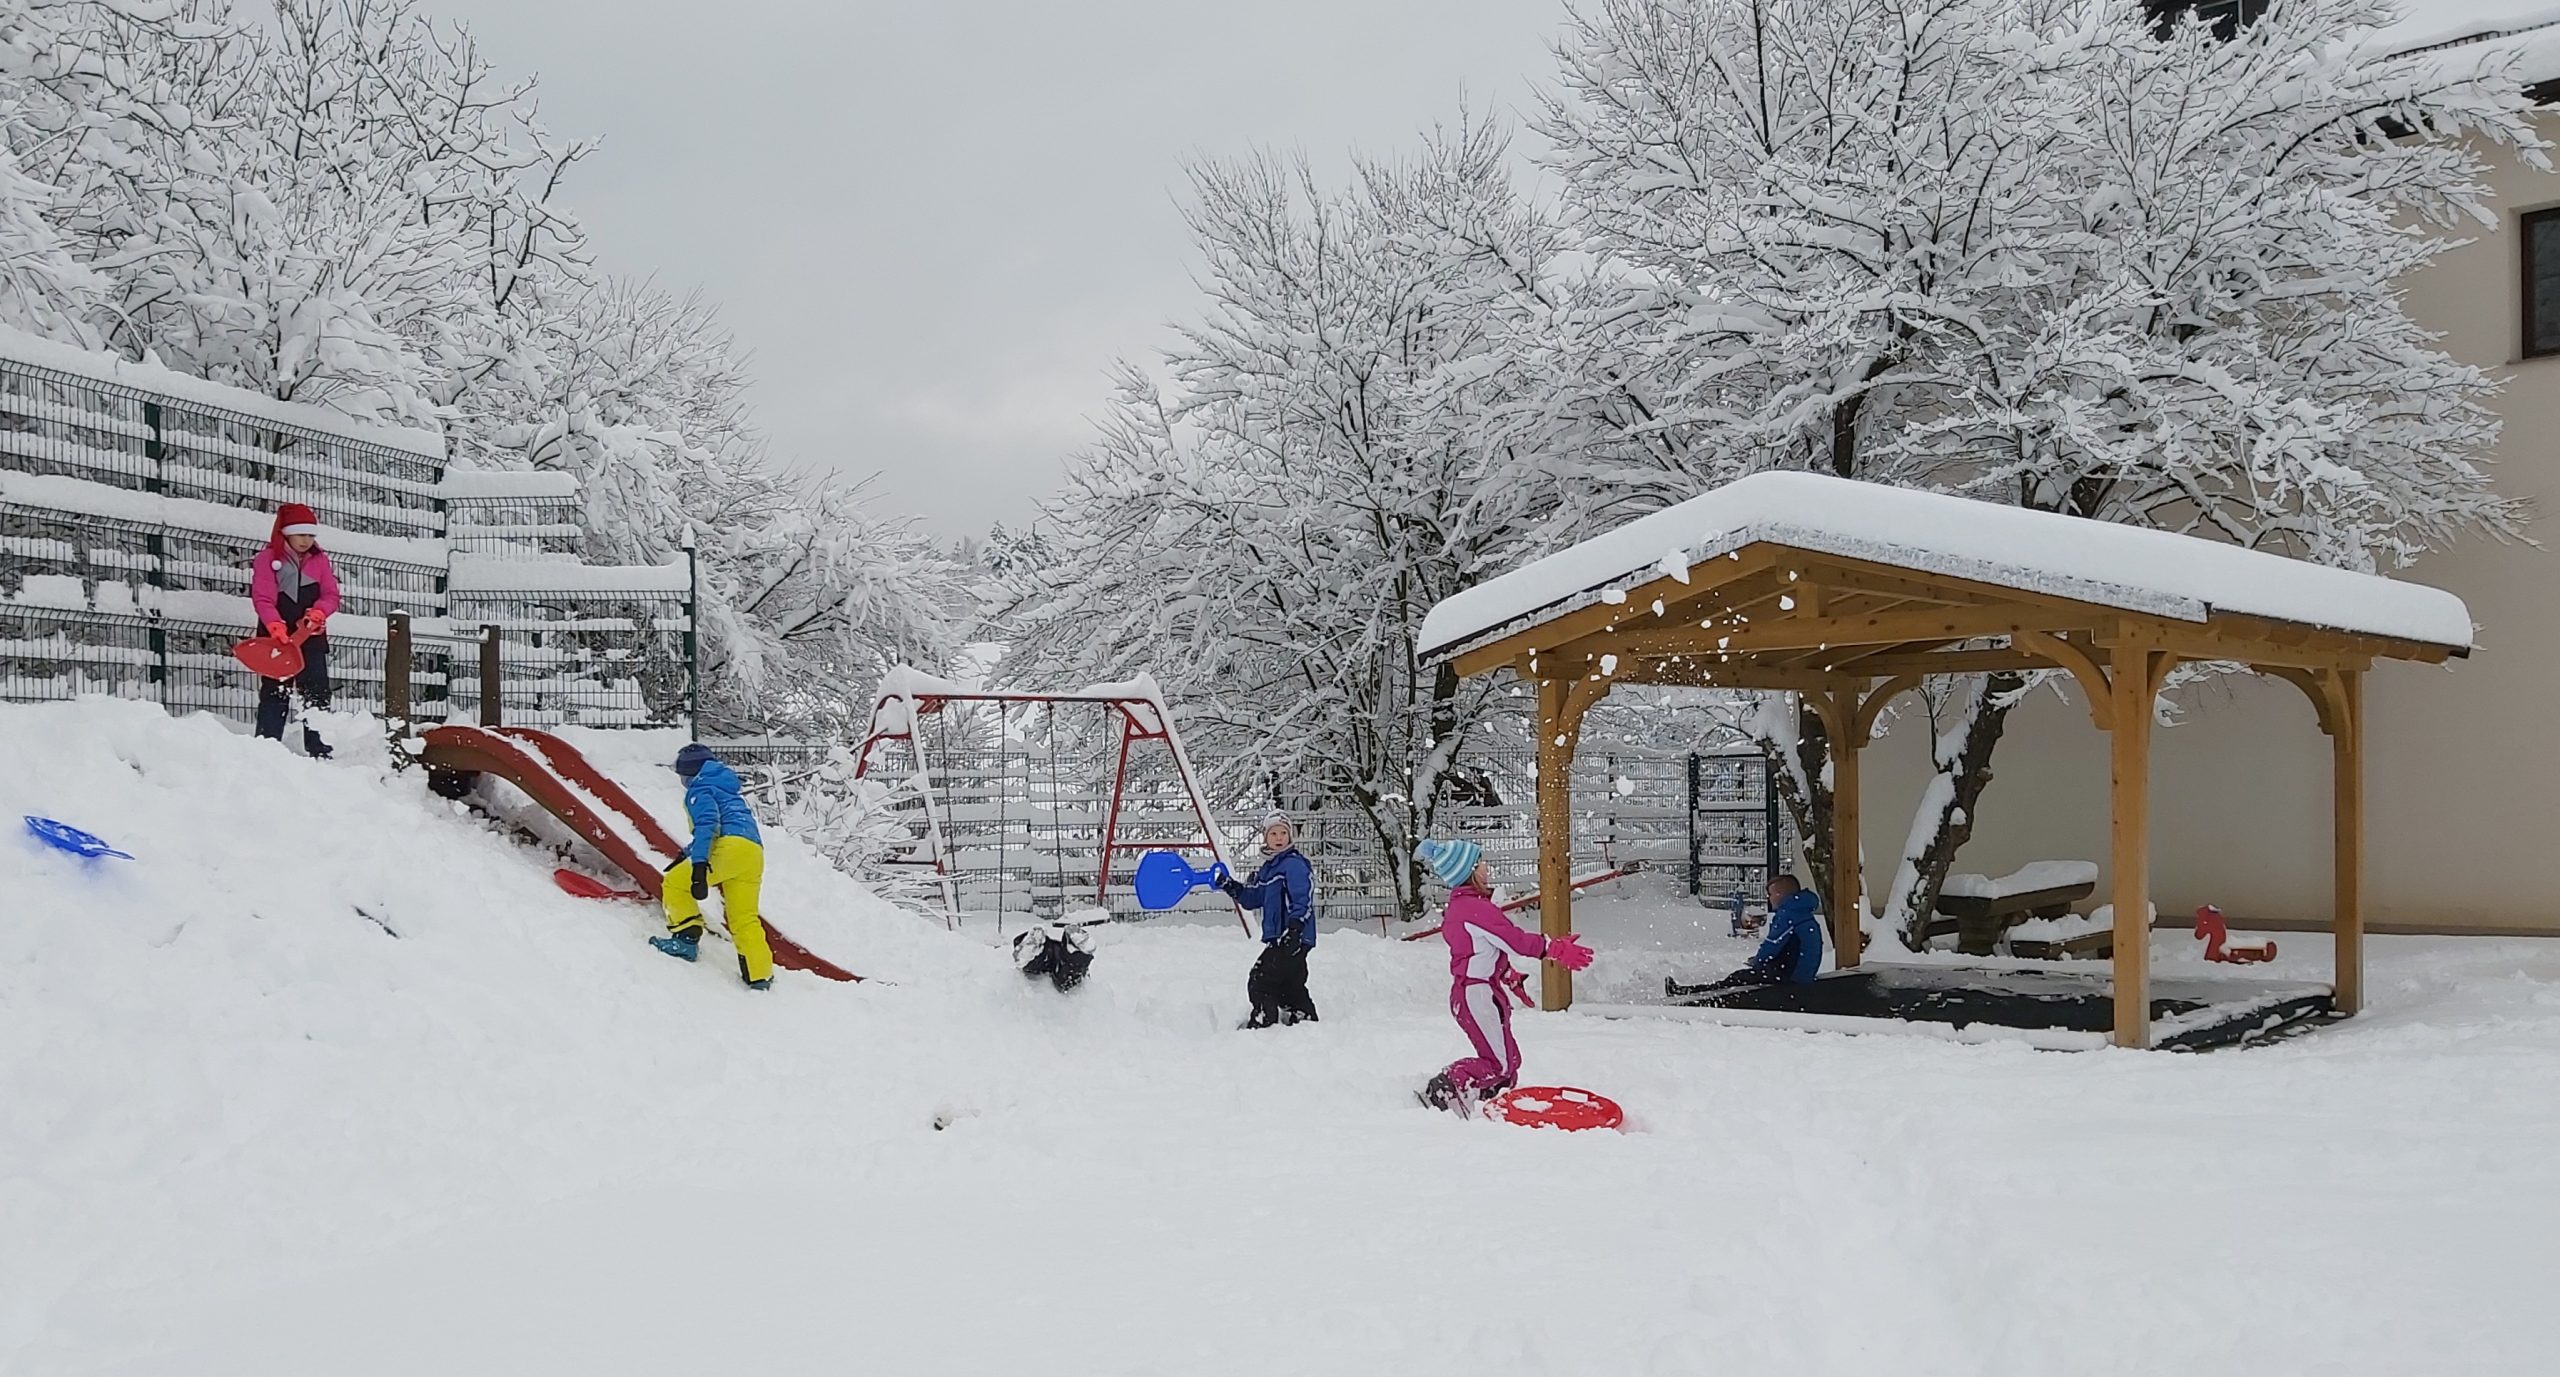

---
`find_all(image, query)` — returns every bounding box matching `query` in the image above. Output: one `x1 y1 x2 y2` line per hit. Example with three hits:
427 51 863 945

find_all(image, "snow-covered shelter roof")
1418 472 2473 668
2374 2 2560 86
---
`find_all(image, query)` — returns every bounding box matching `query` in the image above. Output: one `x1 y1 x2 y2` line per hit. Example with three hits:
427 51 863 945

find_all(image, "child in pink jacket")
248 500 342 757
1415 839 1593 1114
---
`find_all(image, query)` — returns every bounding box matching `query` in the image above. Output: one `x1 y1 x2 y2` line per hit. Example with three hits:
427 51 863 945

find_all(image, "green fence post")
682 534 700 737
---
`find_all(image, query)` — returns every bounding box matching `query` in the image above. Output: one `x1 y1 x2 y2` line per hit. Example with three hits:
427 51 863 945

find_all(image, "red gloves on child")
1545 933 1595 972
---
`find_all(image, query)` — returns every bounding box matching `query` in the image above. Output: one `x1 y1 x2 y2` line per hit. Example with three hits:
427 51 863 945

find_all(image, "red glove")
1500 966 1533 1008
1545 933 1594 972
299 610 328 635
265 620 291 642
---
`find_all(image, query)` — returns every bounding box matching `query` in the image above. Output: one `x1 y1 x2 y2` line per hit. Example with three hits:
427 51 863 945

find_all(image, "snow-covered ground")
5 700 2557 1376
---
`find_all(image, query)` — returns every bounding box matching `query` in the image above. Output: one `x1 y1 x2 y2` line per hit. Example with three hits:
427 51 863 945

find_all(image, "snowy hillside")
5 699 2558 1375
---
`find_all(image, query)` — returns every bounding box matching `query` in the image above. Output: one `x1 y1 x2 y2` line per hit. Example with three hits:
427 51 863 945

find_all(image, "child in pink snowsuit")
1416 839 1592 1112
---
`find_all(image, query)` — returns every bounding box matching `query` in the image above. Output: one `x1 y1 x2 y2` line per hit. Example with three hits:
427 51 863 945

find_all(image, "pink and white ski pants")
1444 978 1521 1092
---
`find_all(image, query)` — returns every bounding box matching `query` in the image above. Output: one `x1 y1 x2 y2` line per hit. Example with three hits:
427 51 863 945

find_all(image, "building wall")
1859 132 2560 936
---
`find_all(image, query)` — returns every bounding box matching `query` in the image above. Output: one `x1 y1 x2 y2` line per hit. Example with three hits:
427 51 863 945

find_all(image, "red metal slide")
419 725 861 982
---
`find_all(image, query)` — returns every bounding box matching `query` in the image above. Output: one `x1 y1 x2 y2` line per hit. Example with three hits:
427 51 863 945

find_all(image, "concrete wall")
1860 132 2560 936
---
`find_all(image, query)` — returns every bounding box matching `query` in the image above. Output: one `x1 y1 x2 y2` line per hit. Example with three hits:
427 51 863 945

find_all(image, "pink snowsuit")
1438 884 1551 1093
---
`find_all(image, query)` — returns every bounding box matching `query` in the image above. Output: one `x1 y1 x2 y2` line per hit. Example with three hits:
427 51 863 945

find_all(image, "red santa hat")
270 502 321 543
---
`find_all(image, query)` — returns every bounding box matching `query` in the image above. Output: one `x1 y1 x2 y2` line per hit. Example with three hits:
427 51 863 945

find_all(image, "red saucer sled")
1483 1086 1624 1131
231 626 313 679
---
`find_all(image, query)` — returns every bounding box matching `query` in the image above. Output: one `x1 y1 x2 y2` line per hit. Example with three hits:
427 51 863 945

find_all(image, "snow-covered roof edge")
0 324 447 461
1418 472 2475 665
446 555 691 595
440 467 580 500
2373 3 2560 86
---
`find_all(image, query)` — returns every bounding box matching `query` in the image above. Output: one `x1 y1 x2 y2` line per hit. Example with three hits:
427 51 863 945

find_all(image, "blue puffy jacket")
1750 887 1825 982
1229 846 1316 948
682 759 763 866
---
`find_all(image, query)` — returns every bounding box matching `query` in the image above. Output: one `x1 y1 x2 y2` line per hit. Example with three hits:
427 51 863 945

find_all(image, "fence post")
1687 752 1701 898
1762 753 1782 882
682 534 700 737
141 399 168 706
386 611 412 760
479 623 502 728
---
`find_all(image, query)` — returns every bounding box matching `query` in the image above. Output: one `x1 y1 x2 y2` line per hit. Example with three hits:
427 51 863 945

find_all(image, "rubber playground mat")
1669 963 2340 1051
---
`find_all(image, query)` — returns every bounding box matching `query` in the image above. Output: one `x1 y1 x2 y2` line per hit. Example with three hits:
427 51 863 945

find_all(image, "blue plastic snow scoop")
25 815 134 860
1132 850 1228 911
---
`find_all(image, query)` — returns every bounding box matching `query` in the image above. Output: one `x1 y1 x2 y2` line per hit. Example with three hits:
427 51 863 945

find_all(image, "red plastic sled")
232 626 313 680
554 868 648 901
1484 1086 1624 1132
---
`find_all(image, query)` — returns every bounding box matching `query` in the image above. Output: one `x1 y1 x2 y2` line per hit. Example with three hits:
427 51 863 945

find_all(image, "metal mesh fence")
2 341 692 732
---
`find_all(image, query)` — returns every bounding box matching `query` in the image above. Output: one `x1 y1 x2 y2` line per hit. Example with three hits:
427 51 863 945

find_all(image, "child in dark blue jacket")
1673 874 1826 995
1218 811 1317 1027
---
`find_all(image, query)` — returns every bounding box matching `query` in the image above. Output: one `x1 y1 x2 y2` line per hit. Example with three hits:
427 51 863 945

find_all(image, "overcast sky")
426 0 1570 539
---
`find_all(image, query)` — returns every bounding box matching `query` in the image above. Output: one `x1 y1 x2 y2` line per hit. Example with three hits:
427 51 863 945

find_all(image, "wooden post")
1831 692 1863 969
2108 645 2156 1048
1534 674 1595 1011
385 611 412 756
478 623 502 728
2333 669 2365 1016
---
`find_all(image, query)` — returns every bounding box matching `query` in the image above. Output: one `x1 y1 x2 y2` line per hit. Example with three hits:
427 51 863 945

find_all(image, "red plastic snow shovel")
1483 1086 1624 1132
232 625 314 680
553 868 649 902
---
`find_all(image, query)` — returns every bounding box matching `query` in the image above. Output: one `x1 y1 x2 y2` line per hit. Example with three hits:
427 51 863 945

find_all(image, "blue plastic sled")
1132 850 1228 911
25 815 134 860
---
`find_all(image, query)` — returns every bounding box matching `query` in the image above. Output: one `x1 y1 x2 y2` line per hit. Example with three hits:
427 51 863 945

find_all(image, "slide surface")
420 725 861 982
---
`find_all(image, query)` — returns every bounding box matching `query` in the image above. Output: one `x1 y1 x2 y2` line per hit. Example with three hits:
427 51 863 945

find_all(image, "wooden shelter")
1418 473 2474 1048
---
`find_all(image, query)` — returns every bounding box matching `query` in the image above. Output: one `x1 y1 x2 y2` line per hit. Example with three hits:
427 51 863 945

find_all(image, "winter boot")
1417 1071 1472 1117
649 928 703 963
744 977 774 992
302 728 333 760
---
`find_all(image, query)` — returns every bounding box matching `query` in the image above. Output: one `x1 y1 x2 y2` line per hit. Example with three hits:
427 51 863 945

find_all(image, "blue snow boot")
649 929 702 963
744 977 774 992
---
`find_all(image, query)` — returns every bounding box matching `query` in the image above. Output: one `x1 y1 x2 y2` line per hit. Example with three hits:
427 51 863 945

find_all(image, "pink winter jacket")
1440 884 1549 988
249 544 342 626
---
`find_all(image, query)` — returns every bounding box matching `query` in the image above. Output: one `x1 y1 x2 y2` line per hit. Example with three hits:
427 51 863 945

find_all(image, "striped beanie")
1416 838 1482 889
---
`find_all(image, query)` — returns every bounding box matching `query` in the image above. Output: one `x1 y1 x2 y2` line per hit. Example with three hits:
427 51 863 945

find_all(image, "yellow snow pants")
663 836 772 984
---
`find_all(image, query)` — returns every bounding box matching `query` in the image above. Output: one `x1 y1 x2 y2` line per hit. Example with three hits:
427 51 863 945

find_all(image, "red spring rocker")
2194 904 2277 964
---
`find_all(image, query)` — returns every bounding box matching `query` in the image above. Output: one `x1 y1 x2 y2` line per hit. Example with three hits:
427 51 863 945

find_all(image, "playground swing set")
845 671 1244 933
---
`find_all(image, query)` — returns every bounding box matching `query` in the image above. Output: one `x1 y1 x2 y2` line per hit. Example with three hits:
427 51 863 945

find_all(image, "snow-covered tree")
1005 121 1563 919
1537 0 2537 945
0 1 969 733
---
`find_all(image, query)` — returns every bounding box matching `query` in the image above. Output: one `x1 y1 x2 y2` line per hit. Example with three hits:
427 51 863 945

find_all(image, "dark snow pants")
1245 942 1317 1027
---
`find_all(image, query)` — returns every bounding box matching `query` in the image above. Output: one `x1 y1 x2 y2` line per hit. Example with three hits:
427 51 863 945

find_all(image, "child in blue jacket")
1217 811 1317 1027
1673 874 1825 995
649 743 775 990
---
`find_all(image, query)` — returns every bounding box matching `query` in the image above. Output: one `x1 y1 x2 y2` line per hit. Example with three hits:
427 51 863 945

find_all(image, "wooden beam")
2262 666 2341 736
1852 674 1923 745
2093 620 2380 674
1805 685 1867 968
2334 669 2365 1017
2108 644 2158 1048
1790 555 2037 609
1826 646 2049 677
1609 662 1867 696
1535 674 1606 1011
2013 630 2113 731
1600 603 2087 659
1447 546 1777 678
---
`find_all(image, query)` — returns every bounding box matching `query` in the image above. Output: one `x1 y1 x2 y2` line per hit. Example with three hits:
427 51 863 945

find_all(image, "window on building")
2142 1 2269 40
2525 208 2560 359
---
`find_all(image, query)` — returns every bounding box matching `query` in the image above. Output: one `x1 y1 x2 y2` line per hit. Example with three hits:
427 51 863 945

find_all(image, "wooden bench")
1928 862 2100 956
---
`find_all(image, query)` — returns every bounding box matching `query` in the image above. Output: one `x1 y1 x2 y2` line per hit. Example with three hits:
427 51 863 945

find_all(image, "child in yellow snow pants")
661 835 772 985
650 743 777 989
